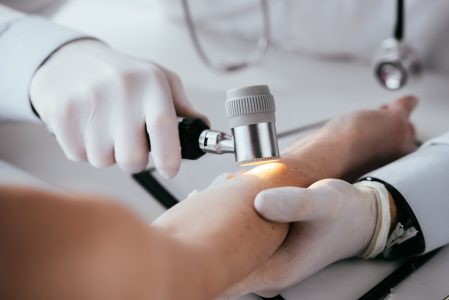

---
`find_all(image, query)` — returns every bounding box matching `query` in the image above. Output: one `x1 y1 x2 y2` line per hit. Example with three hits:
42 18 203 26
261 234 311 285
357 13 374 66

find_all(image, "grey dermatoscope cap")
225 85 280 166
225 85 276 128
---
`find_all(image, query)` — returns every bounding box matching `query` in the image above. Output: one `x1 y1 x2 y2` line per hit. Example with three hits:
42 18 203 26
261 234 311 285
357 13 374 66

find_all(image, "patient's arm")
153 140 352 296
0 97 417 300
152 96 418 297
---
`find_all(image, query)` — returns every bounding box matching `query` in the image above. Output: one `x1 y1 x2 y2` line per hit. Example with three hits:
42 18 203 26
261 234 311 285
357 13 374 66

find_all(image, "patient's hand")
283 96 417 180
209 96 417 193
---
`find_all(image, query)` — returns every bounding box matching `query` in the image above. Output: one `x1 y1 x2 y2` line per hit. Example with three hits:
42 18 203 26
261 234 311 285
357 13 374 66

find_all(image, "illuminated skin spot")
244 162 287 180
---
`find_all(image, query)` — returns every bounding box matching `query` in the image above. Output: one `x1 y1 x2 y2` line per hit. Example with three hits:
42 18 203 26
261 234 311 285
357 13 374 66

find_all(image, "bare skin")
0 97 416 300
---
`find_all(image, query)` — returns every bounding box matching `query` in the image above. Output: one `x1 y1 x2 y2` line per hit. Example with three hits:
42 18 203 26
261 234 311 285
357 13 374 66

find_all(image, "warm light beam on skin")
238 159 280 167
244 162 287 180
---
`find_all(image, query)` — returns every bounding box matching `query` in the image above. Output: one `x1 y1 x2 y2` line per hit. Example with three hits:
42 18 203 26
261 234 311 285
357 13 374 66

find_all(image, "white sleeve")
365 132 449 253
0 4 93 122
0 4 23 23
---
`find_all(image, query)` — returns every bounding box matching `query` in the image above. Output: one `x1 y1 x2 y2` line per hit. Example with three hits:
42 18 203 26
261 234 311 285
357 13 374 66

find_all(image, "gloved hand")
225 179 388 298
30 40 208 177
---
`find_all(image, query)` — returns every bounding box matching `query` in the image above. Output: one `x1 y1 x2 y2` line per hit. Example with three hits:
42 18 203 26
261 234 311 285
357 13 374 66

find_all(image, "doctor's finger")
254 186 331 223
114 120 149 173
144 71 181 179
160 67 211 126
55 120 87 162
84 115 115 168
51 102 87 162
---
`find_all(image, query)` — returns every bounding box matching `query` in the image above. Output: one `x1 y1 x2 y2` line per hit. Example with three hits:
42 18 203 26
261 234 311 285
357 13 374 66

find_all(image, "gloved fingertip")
255 187 315 222
147 123 182 179
116 153 149 174
121 162 148 174
65 151 87 162
159 167 179 179
254 191 283 222
254 192 267 212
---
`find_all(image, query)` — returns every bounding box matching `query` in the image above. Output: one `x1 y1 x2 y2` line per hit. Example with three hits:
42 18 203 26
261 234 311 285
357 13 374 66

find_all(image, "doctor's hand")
30 40 208 177
226 179 391 298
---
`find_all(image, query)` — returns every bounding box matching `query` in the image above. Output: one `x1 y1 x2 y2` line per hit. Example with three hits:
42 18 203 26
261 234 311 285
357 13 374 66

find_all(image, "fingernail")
159 168 178 179
255 193 286 222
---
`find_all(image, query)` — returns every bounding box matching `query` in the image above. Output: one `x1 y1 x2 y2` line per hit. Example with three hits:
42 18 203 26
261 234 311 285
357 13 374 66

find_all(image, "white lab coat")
0 0 448 256
0 2 90 121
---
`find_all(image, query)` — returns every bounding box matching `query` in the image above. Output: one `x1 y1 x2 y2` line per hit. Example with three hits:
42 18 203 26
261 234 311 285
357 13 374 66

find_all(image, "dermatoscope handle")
178 118 210 159
145 118 210 160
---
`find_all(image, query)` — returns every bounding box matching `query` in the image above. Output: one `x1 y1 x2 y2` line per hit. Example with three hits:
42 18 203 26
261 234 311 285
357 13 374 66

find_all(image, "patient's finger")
388 95 418 117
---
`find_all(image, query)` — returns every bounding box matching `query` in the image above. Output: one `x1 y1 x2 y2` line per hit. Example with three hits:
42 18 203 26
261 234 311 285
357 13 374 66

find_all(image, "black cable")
394 0 405 40
132 171 179 209
358 248 441 300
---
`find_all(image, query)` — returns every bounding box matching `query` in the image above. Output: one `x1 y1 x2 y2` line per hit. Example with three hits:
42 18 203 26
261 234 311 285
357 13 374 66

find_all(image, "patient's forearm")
0 100 415 300
153 132 356 298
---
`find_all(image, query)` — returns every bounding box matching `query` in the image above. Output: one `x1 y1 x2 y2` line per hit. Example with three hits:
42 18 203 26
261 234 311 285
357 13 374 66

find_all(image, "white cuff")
355 181 391 259
0 16 93 122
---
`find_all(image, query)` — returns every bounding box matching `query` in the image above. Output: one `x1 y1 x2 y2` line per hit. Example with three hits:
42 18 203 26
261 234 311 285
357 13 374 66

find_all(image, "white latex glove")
225 179 382 298
30 40 208 177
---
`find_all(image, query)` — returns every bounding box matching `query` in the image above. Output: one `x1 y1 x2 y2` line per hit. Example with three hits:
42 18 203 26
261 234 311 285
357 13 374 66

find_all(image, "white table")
1 1 448 299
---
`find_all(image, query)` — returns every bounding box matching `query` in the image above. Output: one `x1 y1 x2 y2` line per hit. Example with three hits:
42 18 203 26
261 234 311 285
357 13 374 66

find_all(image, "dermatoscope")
172 85 280 166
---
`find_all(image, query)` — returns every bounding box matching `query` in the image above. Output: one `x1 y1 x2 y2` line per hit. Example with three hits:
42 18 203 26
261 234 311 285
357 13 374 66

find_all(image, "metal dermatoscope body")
179 85 280 166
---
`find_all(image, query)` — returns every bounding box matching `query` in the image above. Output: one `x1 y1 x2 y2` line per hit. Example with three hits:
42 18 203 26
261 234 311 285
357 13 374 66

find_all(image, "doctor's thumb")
254 187 320 223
